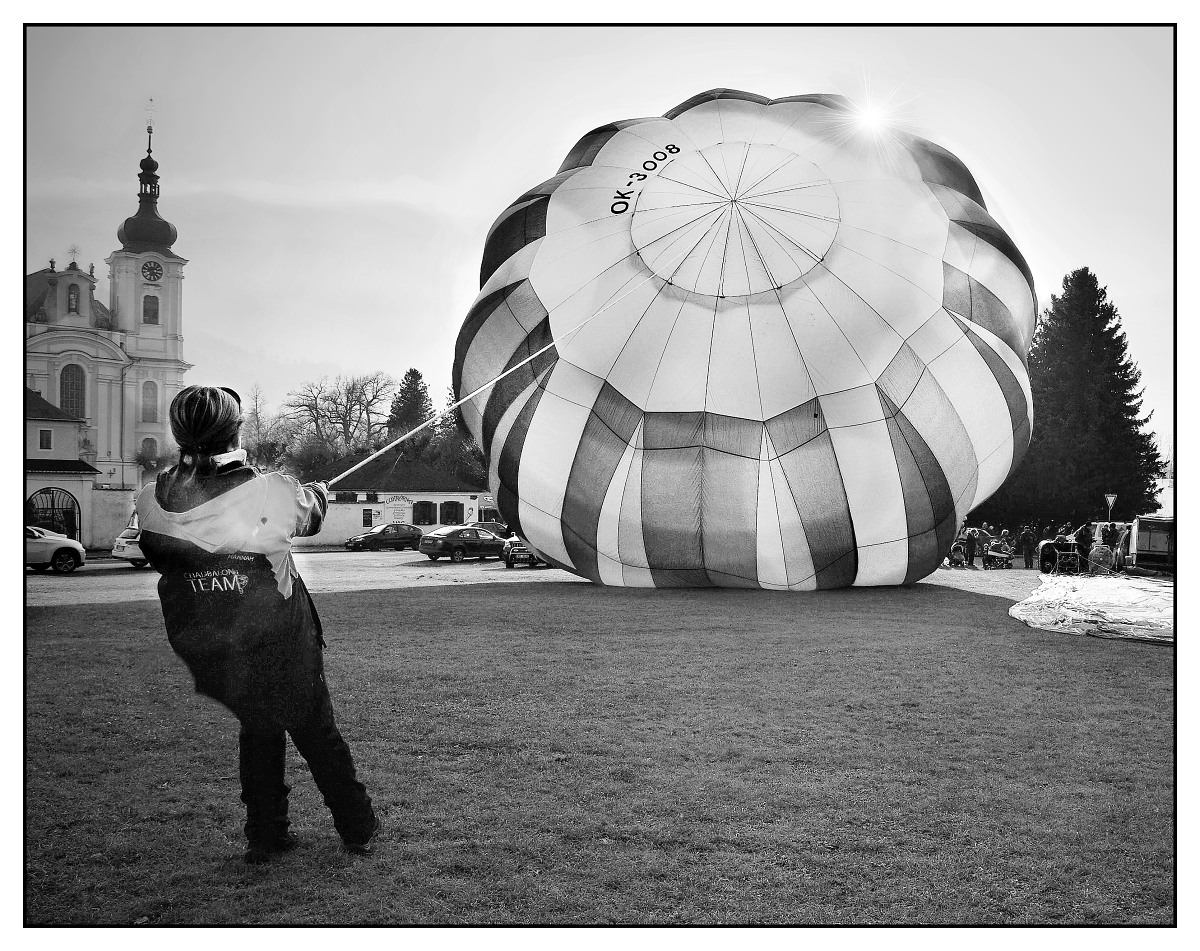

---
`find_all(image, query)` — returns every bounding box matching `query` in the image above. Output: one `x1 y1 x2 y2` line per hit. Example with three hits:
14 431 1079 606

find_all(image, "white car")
111 514 149 568
26 526 86 573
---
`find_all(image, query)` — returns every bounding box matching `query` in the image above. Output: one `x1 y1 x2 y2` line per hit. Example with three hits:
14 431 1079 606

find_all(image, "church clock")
141 261 163 282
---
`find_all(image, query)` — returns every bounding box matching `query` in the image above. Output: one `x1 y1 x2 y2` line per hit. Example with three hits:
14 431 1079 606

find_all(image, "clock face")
141 261 163 282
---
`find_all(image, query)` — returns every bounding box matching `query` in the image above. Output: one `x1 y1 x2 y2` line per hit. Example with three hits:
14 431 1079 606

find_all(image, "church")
25 127 191 549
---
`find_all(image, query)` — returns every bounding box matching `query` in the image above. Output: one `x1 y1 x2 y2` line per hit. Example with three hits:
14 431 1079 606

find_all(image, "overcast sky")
25 24 1175 457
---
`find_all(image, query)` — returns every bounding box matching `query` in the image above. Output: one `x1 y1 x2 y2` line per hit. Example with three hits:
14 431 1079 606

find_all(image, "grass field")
25 579 1174 925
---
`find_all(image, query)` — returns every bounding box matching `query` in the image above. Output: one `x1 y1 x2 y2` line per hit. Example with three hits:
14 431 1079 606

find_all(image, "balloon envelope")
453 89 1036 589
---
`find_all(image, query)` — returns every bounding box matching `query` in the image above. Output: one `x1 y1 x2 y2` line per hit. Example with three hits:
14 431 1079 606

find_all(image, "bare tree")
283 379 335 450
281 373 397 464
358 371 397 448
241 384 290 470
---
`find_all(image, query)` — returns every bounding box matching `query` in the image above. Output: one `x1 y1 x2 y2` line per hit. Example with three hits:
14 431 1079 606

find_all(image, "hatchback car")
344 522 424 551
418 526 506 562
26 526 86 573
111 514 149 567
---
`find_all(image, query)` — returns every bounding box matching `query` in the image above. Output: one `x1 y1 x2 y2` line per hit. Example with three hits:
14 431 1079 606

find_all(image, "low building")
25 389 101 545
297 450 501 547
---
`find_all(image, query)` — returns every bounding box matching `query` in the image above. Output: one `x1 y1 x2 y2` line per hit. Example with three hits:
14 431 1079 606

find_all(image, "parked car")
26 526 86 574
418 526 506 562
504 537 547 569
468 520 508 537
344 522 424 552
111 513 149 567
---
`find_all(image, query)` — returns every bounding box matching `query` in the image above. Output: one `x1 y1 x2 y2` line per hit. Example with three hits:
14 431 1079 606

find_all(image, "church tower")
102 119 192 480
26 115 194 546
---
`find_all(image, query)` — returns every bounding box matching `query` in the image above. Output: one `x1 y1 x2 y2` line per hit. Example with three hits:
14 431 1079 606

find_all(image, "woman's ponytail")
169 385 242 482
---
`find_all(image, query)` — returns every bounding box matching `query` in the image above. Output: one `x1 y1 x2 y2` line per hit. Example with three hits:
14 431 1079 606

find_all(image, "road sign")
1105 494 1117 519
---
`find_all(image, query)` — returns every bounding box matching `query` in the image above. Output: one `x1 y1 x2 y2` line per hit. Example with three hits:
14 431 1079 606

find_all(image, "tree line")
241 367 485 485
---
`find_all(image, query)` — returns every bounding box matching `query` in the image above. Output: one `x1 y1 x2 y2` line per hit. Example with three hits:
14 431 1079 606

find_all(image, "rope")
327 238 698 488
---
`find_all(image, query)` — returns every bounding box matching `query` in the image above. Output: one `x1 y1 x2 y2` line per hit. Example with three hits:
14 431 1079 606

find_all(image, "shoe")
343 815 382 856
243 831 300 864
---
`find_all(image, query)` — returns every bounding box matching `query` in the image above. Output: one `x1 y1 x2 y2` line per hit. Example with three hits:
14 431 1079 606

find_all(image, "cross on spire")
145 96 155 152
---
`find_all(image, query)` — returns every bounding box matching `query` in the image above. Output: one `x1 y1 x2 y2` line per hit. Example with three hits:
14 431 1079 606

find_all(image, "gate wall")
25 476 93 547
91 486 139 551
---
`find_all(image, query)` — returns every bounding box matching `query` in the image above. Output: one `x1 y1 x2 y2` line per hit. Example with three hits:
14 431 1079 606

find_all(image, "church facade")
25 129 191 548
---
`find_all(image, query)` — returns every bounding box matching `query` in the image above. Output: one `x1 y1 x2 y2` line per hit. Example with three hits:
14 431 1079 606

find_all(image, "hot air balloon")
453 89 1035 589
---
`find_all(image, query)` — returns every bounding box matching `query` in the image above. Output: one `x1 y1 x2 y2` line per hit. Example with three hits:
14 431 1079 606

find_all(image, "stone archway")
26 487 81 540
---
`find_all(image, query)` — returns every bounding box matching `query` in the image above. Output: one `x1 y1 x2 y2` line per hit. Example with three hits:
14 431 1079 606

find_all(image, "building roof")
25 268 114 323
26 388 83 422
25 458 101 474
309 449 488 494
25 270 53 320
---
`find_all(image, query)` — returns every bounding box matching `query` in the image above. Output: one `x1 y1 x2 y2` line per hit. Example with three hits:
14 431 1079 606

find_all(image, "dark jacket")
137 454 329 730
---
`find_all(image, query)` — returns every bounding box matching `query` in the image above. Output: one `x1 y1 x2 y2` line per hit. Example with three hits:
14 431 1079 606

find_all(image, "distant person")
964 527 977 567
1073 521 1093 574
1103 522 1119 547
137 385 380 864
1020 525 1036 568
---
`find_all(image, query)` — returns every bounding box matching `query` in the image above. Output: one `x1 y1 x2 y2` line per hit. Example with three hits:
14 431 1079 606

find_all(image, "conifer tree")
976 267 1163 526
386 368 435 456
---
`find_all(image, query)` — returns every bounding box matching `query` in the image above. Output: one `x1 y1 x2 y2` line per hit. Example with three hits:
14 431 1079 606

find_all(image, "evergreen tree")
387 368 435 456
975 267 1162 527
429 385 486 485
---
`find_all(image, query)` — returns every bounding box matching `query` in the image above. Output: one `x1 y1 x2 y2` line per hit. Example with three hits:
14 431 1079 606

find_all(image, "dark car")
468 520 508 537
419 526 506 562
504 537 547 569
345 522 423 551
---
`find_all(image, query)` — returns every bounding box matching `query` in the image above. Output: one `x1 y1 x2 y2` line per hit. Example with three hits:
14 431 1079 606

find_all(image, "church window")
67 284 80 313
143 295 159 324
59 364 85 418
141 437 158 457
142 381 158 422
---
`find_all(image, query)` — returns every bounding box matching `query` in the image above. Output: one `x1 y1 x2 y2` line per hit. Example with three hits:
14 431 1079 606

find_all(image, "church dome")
118 141 177 253
118 205 178 250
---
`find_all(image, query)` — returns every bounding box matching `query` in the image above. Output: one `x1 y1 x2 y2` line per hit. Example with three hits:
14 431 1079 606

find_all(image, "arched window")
412 501 437 526
141 437 158 458
59 364 85 418
67 284 80 313
142 381 158 422
143 295 159 324
439 501 464 525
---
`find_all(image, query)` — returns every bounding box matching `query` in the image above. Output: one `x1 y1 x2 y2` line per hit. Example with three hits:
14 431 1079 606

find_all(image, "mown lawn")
25 581 1174 924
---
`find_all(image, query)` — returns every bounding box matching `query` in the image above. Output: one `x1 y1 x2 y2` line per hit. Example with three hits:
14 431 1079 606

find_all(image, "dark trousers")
238 679 375 846
1023 546 1035 568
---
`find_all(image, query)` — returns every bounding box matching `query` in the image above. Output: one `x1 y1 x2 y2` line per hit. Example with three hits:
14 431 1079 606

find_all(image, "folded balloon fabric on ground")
1009 576 1174 644
453 88 1036 590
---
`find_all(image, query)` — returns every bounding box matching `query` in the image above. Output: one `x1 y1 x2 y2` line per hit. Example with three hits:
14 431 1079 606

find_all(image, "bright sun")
856 105 887 133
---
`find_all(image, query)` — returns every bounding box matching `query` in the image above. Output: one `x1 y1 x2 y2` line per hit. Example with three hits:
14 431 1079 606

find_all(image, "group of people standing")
954 522 1039 568
952 519 1125 572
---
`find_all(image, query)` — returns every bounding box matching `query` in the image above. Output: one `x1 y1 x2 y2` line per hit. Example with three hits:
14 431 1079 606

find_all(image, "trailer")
1118 515 1175 574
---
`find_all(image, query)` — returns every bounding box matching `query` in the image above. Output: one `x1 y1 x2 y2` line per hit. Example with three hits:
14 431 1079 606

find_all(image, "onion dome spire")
117 105 178 253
